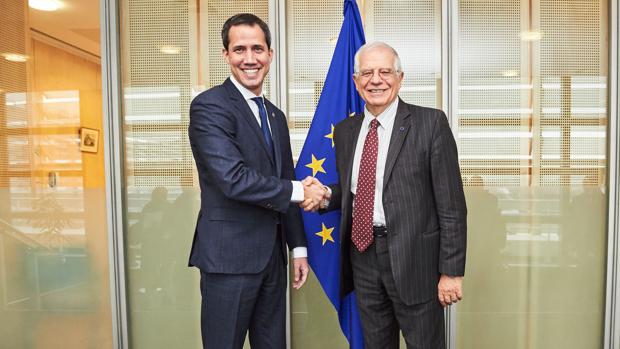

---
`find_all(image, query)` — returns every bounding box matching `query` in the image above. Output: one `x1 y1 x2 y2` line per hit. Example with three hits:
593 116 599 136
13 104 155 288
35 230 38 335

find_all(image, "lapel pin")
400 126 405 131
271 112 275 118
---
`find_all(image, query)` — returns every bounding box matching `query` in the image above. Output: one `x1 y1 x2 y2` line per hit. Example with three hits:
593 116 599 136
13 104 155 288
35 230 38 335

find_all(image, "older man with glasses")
302 41 467 349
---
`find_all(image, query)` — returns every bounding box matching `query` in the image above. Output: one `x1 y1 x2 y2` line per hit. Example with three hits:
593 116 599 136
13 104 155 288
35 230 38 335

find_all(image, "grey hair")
353 41 402 74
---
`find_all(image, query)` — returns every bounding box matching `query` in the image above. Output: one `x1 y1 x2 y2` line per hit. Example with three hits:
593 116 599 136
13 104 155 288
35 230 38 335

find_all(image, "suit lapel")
335 115 363 240
383 99 411 191
344 114 364 197
223 79 275 167
264 102 282 175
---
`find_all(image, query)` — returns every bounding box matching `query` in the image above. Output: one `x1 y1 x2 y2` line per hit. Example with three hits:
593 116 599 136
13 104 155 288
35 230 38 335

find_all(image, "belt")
372 225 387 237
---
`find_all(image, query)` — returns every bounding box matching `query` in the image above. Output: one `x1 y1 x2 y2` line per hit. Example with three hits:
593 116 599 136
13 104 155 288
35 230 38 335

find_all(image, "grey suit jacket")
326 99 467 305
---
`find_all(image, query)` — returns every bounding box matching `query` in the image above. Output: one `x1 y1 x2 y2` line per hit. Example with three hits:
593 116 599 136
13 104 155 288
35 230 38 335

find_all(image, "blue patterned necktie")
251 97 274 159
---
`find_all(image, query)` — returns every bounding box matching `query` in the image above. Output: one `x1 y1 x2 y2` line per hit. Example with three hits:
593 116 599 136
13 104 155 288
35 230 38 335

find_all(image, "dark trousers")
200 239 286 349
351 235 445 349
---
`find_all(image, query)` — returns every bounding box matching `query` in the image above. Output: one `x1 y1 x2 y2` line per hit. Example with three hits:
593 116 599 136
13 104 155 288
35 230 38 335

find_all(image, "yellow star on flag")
324 124 335 148
315 223 335 245
305 154 326 177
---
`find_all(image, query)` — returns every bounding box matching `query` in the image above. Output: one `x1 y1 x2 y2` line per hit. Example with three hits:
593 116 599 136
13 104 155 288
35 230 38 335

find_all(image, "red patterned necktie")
351 118 379 252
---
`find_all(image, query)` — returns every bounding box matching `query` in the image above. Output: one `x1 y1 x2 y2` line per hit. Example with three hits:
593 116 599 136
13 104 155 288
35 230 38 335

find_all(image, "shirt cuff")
291 181 304 203
321 186 332 209
292 247 307 258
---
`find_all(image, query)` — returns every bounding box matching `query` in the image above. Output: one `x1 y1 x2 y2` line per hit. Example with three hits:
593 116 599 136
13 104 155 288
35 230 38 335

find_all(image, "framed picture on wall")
79 127 99 153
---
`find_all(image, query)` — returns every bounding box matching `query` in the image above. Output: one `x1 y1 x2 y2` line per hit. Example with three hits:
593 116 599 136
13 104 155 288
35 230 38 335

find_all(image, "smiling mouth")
242 68 260 77
368 89 387 93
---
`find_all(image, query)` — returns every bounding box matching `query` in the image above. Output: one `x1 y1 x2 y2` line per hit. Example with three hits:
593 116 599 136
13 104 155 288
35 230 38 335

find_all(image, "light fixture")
2 53 29 62
520 30 542 41
502 70 519 77
124 92 181 99
42 95 79 104
160 45 181 54
29 0 62 11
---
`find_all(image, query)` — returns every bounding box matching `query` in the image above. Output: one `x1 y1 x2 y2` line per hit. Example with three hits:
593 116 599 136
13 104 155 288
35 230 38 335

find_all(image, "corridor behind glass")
0 0 112 347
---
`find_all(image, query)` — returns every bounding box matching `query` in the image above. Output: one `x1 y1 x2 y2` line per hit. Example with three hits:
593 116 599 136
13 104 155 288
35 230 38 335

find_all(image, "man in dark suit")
303 42 467 348
188 13 323 349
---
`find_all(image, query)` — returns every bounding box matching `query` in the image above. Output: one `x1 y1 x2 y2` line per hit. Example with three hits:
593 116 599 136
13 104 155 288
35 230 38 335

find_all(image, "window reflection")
0 0 111 345
456 0 608 347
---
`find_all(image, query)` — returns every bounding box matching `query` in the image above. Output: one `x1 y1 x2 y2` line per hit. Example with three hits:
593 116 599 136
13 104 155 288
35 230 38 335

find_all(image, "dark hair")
221 13 271 50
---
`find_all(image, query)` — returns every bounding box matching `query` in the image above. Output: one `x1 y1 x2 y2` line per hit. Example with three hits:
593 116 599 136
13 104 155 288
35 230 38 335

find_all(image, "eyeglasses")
356 68 399 81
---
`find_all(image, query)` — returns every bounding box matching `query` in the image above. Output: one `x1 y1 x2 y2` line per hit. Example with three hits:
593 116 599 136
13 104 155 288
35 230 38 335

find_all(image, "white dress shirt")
351 98 399 227
230 76 306 258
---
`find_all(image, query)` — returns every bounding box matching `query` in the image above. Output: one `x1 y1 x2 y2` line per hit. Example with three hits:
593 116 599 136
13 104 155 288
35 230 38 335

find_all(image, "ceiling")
29 0 101 56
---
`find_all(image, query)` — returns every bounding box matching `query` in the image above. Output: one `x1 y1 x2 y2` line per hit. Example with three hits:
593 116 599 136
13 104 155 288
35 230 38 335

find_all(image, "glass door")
454 0 609 347
0 0 112 347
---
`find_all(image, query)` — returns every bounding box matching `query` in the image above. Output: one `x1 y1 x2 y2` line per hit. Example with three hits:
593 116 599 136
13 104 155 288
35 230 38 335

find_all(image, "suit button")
266 203 273 208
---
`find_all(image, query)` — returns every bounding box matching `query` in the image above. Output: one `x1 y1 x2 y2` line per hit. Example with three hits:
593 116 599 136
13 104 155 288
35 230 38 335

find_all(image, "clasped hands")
300 176 329 212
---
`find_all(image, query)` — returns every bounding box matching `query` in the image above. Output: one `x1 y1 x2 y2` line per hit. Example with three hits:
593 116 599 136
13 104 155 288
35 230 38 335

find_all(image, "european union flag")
294 0 365 347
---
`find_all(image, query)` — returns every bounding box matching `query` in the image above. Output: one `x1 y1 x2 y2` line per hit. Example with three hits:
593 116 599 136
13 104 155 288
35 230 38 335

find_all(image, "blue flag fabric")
294 1 365 348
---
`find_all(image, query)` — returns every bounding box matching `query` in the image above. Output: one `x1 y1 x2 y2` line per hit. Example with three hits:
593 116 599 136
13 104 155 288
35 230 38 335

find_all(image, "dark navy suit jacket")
188 78 306 274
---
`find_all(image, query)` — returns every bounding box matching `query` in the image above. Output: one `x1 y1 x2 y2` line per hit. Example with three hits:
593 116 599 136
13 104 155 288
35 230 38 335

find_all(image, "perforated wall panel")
537 0 607 186
369 0 441 108
0 0 30 190
457 0 525 187
207 1 270 90
457 0 607 187
286 0 342 159
287 0 441 159
122 0 270 188
123 0 194 188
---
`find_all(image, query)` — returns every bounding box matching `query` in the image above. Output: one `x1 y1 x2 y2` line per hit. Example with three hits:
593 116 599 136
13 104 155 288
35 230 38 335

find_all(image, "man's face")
223 24 273 95
353 47 403 116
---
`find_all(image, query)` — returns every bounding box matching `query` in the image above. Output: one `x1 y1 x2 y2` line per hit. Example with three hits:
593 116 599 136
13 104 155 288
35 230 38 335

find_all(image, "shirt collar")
230 75 264 102
362 97 399 129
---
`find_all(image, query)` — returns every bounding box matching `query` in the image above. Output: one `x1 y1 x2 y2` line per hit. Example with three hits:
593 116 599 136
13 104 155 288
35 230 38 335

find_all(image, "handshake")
300 176 330 212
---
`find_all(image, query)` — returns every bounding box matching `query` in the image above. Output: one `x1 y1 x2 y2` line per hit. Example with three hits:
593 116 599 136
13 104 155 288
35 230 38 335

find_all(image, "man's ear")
222 48 230 64
352 75 362 92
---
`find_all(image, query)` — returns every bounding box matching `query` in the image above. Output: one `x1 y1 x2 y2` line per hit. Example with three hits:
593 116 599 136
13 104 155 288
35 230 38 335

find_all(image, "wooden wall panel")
31 39 104 189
